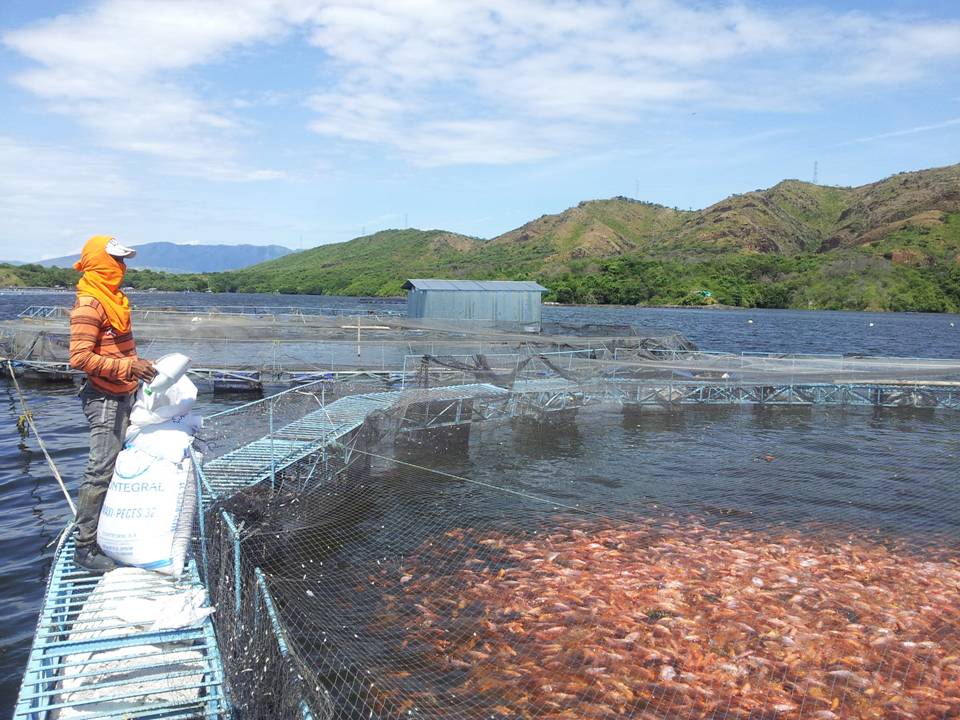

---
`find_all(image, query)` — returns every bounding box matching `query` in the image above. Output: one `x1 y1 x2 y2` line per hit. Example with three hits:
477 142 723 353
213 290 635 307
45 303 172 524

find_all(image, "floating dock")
13 302 960 718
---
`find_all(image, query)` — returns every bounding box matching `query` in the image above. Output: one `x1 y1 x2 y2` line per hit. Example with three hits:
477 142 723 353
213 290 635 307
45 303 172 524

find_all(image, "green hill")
672 181 852 255
489 199 689 265
222 229 481 296
3 163 959 311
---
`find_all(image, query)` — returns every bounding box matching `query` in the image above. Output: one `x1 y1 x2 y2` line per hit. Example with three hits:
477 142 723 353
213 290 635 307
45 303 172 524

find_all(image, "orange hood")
74 235 131 334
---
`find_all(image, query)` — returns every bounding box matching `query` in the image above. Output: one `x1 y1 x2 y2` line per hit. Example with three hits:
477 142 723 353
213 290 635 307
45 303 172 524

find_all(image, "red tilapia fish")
375 519 960 719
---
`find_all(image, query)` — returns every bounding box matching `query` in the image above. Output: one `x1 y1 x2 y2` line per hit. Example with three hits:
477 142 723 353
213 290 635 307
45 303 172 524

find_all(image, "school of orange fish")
374 518 960 719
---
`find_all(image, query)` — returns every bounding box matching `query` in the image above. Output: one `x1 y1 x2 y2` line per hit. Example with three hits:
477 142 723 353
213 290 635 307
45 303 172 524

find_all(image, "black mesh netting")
1 308 698 378
196 383 960 719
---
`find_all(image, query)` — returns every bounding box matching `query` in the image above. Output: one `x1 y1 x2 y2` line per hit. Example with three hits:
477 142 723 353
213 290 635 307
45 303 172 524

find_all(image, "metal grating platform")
200 383 510 501
198 375 960 505
513 377 960 410
14 532 228 720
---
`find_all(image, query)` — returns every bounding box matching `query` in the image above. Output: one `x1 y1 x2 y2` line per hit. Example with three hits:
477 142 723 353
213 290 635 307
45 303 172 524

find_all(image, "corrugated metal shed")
402 279 549 327
402 280 548 292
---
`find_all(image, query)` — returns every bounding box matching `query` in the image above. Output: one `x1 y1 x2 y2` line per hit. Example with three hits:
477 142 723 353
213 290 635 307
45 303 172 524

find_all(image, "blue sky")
1 0 958 261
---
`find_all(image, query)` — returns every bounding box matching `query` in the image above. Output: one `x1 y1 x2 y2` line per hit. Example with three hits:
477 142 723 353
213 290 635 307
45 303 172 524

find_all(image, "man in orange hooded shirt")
70 235 157 572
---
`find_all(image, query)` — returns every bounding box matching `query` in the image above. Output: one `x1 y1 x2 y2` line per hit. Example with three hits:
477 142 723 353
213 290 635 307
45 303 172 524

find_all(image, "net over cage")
193 351 960 720
0 305 696 381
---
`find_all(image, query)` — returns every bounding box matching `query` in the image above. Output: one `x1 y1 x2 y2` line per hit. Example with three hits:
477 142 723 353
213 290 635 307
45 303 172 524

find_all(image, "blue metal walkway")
14 533 228 720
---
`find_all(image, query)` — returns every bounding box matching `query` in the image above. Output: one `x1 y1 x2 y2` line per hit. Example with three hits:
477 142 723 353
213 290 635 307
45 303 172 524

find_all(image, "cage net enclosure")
0 306 695 382
193 350 960 719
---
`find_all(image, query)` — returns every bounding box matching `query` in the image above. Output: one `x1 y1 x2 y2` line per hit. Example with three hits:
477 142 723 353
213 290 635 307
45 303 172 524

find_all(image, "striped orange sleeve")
69 301 135 381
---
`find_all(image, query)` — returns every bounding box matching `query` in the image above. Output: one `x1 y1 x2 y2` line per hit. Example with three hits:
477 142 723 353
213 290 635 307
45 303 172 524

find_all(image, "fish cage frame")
190 348 960 719
0 305 695 392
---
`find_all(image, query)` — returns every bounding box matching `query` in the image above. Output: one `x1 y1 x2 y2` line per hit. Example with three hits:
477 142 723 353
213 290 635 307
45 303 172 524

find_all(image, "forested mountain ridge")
5 163 960 311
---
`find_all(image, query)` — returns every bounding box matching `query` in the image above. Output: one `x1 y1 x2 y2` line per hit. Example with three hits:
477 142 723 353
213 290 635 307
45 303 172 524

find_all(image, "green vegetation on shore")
5 245 958 312
7 163 960 312
546 252 960 312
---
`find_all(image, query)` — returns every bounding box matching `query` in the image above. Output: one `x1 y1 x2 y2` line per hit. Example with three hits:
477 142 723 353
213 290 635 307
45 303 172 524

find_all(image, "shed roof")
402 279 548 292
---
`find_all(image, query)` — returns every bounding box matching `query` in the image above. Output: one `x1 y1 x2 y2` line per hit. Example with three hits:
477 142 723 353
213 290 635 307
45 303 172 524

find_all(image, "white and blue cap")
105 237 136 259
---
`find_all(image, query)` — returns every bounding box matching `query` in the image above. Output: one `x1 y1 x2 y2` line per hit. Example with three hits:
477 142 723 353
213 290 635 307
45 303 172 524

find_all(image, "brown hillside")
221 161 960 298
823 164 960 250
482 163 959 263
672 181 851 254
490 198 688 263
430 232 479 253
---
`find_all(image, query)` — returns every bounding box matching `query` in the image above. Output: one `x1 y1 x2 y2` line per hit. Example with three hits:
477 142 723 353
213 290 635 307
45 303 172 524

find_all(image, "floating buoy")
747 319 753 324
869 322 875 327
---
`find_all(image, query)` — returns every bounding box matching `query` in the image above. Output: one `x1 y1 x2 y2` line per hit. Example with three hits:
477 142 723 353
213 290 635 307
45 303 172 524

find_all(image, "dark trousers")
75 386 132 548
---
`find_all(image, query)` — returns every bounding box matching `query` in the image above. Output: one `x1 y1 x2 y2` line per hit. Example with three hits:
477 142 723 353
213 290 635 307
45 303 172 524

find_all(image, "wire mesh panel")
193 359 960 719
0 307 699 384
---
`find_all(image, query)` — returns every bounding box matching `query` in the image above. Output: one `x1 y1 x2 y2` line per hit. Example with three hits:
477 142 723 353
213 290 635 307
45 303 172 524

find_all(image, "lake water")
1 290 958 715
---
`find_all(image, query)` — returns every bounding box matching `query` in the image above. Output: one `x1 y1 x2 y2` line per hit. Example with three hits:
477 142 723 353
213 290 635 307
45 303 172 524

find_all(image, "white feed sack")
98 358 201 577
129 357 198 430
97 447 196 576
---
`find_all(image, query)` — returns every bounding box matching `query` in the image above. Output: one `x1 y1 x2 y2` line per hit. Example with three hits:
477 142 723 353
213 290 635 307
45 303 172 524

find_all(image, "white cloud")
0 136 133 258
298 1 960 164
3 0 297 180
402 120 561 166
4 0 960 171
0 134 299 260
847 118 960 145
0 136 129 211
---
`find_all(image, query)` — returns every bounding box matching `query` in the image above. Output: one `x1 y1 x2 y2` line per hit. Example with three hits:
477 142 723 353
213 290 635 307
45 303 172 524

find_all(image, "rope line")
243 442 617 539
347 444 596 515
5 361 77 515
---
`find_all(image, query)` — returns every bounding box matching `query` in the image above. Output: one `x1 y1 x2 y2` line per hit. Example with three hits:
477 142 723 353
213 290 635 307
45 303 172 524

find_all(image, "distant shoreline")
0 286 73 292
545 301 746 311
4 286 959 316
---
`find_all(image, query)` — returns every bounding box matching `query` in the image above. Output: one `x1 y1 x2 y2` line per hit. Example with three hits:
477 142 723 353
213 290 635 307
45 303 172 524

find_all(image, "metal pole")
193 453 209 582
268 398 276 491
254 569 317 719
222 511 241 617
